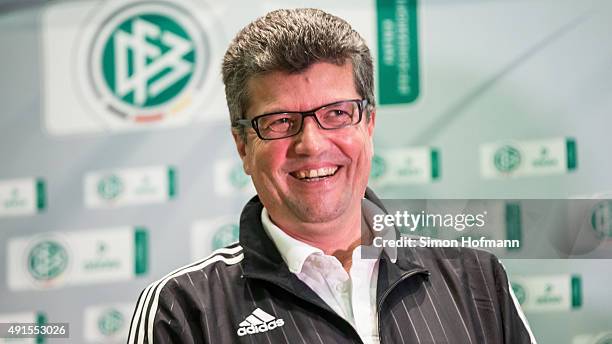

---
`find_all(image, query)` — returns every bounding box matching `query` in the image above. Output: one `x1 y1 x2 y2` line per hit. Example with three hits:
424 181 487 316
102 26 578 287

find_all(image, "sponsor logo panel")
370 147 440 186
480 137 577 179
85 165 175 208
511 274 581 312
7 227 148 290
0 178 46 217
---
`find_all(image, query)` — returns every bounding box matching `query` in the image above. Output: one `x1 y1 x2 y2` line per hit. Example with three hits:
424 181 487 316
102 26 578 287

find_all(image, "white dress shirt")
261 207 395 344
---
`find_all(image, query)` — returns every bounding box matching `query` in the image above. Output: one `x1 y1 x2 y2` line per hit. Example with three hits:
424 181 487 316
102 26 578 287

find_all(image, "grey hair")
222 8 375 140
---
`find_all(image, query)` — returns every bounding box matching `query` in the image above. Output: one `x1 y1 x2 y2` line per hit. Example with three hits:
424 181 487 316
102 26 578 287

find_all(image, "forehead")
245 62 359 117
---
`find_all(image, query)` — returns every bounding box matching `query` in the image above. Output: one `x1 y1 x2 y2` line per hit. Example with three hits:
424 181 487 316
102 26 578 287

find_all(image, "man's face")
233 61 375 231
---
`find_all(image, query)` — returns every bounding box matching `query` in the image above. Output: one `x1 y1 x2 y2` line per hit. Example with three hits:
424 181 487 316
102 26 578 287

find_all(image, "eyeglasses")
234 99 367 140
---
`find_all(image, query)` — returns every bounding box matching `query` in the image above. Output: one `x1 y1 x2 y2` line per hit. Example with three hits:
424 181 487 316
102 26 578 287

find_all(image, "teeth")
294 167 338 179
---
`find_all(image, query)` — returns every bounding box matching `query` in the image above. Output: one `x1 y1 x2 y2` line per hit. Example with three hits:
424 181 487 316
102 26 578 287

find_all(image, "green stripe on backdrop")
566 138 577 170
376 0 419 104
430 149 440 180
571 275 582 308
36 179 46 210
168 167 177 198
36 312 46 344
134 228 149 275
505 203 522 251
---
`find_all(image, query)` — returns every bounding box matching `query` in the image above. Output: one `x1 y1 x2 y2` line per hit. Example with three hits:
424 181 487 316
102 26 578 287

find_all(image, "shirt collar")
261 198 397 274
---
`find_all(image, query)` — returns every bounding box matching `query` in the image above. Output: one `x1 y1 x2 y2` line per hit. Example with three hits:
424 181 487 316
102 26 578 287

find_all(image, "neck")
270 210 373 273
327 231 372 272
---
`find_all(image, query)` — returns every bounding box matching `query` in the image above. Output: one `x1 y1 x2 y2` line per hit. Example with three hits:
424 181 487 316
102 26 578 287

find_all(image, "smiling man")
128 8 536 344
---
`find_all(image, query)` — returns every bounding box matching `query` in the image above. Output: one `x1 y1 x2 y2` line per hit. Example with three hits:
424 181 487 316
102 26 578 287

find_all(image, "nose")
293 115 329 155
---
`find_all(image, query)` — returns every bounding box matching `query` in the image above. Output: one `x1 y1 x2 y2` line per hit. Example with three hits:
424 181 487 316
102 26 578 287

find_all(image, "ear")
366 109 376 153
367 108 376 137
231 129 252 175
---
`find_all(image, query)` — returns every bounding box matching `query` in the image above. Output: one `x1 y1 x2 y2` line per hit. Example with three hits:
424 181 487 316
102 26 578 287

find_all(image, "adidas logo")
236 308 285 337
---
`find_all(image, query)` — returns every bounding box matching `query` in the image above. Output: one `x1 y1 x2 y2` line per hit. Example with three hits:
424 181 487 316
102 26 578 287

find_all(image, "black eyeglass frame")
234 99 368 140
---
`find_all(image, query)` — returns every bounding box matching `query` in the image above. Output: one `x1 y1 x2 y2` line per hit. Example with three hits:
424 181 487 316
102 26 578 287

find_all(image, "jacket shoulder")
127 243 244 344
162 242 245 293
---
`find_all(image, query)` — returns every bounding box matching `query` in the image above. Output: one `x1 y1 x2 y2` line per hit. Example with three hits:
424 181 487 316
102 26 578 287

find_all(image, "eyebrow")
256 98 353 116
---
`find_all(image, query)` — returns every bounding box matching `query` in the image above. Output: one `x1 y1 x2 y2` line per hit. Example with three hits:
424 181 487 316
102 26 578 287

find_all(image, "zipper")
377 268 429 344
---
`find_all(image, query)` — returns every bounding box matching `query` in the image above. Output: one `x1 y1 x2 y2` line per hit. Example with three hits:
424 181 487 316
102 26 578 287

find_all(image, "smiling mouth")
290 166 339 181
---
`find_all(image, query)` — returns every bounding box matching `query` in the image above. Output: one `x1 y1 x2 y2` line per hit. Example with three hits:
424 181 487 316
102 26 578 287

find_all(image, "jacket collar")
361 189 430 304
238 195 288 281
238 194 337 315
362 188 427 269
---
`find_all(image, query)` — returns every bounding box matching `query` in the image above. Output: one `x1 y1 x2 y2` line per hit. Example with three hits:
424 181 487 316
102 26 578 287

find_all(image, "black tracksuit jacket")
128 190 535 343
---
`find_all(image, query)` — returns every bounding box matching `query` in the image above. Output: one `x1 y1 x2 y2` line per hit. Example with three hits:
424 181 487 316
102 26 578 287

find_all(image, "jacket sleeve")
127 281 204 344
493 258 538 344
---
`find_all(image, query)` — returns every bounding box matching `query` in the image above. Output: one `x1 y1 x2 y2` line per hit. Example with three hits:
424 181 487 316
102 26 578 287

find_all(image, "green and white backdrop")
1 0 611 342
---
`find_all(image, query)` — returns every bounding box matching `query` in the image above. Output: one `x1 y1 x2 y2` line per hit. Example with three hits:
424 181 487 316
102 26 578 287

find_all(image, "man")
128 8 535 344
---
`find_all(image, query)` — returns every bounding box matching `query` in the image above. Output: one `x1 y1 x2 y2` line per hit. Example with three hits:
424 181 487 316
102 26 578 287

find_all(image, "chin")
291 202 347 224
